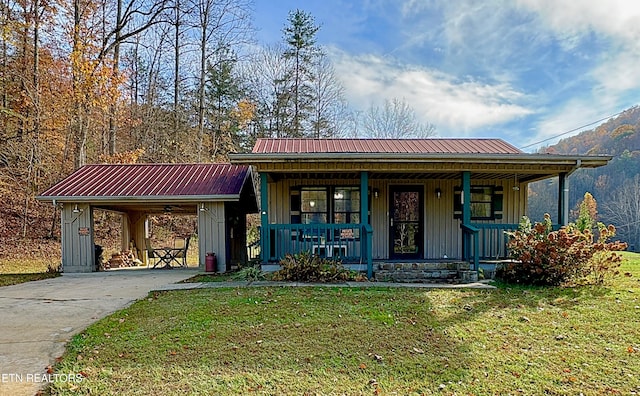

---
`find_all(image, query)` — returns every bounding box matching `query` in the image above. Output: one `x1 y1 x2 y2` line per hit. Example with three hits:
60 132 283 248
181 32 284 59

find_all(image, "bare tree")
310 54 349 138
191 0 252 161
361 97 435 139
69 0 171 168
241 44 293 139
602 174 640 251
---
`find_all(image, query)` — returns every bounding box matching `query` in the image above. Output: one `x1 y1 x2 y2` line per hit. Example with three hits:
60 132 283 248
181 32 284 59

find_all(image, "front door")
390 186 423 259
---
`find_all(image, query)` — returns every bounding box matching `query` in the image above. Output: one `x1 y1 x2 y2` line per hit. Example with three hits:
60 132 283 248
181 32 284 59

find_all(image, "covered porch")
230 138 612 279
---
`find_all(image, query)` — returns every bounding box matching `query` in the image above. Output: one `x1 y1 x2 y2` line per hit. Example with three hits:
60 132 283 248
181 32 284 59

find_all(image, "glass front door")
390 186 423 259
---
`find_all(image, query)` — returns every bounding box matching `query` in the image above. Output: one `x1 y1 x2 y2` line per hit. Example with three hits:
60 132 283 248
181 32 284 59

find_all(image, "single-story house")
37 163 258 273
229 138 611 279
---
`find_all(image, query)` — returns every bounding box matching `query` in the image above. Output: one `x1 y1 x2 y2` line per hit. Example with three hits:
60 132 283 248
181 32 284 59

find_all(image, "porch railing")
463 223 520 270
263 223 369 264
463 222 560 270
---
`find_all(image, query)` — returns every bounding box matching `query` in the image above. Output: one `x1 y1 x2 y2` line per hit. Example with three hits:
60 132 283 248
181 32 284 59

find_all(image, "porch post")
462 171 471 224
360 171 373 279
360 171 369 225
558 172 569 226
260 172 269 262
461 171 471 261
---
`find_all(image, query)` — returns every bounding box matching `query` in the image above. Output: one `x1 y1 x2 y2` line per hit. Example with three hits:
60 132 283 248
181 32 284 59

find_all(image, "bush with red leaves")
499 214 627 286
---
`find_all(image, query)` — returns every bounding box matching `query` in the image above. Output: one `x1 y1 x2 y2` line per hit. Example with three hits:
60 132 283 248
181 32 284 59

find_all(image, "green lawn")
48 253 640 395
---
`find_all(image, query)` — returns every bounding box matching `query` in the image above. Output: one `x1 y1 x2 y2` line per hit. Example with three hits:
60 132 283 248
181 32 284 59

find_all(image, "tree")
67 0 171 168
309 54 349 138
242 44 293 139
603 175 640 251
205 50 245 159
281 9 319 137
191 0 252 161
361 97 436 138
574 192 598 232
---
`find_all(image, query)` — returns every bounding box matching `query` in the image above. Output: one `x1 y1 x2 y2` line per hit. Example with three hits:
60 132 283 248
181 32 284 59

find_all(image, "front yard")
48 253 640 395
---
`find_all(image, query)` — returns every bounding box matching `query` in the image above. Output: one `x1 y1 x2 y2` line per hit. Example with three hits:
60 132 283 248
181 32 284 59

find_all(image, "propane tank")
205 252 217 272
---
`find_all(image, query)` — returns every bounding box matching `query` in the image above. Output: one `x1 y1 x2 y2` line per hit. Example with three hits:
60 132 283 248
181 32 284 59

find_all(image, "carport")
36 163 258 273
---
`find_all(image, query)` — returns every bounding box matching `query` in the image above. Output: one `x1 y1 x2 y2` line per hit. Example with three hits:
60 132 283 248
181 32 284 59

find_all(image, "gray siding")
266 176 527 260
197 202 227 271
61 203 95 272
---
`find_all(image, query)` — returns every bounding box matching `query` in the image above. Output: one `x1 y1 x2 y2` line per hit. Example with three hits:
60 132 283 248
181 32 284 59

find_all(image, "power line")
519 110 628 150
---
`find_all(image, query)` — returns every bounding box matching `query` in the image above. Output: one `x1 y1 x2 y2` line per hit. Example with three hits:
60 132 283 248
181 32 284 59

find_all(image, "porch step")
374 261 473 283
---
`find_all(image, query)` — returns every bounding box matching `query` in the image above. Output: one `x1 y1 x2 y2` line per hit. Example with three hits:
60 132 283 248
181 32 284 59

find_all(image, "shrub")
500 214 626 286
232 265 266 282
271 251 354 282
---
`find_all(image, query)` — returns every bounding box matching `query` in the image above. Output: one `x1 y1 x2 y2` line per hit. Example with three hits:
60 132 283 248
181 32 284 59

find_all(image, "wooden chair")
145 238 161 268
173 236 191 267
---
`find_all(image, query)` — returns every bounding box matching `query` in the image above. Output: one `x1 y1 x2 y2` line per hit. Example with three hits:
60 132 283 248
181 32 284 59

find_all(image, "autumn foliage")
500 214 627 286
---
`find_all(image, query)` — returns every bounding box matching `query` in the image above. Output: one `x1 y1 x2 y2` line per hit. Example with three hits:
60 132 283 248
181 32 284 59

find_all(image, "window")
454 186 503 220
301 188 328 224
291 186 363 224
470 187 493 219
333 187 360 224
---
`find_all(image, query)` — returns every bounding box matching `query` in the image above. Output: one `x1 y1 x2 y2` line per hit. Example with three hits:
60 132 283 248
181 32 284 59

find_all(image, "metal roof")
38 163 251 200
252 138 523 154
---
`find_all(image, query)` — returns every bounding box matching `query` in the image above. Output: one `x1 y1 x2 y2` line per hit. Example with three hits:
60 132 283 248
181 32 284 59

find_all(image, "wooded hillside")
1 3 436 262
528 106 640 251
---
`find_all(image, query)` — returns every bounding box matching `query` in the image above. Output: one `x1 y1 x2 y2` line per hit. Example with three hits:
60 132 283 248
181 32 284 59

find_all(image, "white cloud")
330 50 533 135
516 0 640 44
517 0 640 94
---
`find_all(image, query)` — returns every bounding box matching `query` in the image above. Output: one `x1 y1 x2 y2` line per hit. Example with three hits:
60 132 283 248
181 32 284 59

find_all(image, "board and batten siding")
197 201 227 271
61 203 95 272
266 176 527 261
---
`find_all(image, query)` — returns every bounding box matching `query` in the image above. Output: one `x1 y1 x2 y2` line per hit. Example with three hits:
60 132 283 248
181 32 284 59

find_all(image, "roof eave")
230 153 612 166
35 194 241 203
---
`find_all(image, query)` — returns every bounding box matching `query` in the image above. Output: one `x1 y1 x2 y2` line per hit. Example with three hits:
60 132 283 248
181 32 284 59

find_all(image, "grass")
0 257 61 286
47 253 640 395
0 272 60 287
180 272 235 283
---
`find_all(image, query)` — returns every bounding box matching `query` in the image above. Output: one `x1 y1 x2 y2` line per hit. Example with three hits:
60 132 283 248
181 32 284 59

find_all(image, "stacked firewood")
106 250 142 269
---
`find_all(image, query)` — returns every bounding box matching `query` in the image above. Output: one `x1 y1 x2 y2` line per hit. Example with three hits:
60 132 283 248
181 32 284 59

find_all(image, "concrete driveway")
0 268 198 396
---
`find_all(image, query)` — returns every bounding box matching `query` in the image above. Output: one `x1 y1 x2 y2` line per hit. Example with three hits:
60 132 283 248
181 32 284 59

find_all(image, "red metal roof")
38 163 250 199
252 138 522 155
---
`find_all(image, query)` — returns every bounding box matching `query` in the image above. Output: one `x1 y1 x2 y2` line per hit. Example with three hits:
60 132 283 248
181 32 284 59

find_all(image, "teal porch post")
260 172 269 262
462 171 471 225
360 171 372 279
558 173 569 226
461 171 471 260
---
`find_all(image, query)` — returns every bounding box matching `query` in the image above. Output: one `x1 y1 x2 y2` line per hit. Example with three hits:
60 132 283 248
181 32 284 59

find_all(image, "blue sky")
253 0 640 151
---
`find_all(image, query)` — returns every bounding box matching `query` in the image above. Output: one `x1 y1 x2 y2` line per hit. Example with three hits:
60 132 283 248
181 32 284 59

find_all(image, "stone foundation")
374 261 477 283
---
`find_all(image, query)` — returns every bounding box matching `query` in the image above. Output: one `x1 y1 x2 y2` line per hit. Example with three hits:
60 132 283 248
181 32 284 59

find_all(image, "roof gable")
252 138 523 155
38 163 250 199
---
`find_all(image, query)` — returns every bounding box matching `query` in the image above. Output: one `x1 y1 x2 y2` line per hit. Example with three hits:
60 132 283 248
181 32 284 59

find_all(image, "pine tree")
281 9 319 137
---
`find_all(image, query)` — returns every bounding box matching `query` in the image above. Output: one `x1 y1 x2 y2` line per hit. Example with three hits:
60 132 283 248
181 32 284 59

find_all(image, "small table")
152 247 183 269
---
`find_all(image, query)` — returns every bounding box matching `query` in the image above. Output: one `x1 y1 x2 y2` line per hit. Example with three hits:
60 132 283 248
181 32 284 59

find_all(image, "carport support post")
260 172 269 263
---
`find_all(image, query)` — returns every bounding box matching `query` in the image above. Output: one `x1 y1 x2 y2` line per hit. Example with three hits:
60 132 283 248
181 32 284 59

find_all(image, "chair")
145 238 161 268
173 236 191 267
